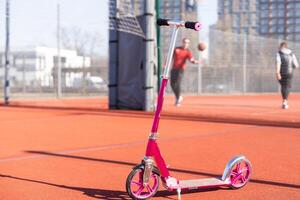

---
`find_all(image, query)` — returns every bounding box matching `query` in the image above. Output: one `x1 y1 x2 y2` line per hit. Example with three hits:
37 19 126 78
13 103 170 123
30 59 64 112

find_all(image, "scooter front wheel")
126 166 160 200
229 158 251 189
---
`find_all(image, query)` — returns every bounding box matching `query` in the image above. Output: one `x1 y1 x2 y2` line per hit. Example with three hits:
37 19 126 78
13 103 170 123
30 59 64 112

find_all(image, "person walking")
276 42 299 109
171 38 198 106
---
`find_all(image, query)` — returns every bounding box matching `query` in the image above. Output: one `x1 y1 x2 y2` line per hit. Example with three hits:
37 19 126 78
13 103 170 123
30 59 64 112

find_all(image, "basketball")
198 42 206 51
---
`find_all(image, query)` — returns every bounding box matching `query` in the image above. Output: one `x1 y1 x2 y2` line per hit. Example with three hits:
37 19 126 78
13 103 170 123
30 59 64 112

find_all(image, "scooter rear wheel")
229 159 251 189
126 166 160 200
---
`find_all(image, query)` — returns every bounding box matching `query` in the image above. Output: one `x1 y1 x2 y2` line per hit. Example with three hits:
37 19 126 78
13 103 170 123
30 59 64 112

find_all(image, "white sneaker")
175 103 181 107
282 102 289 109
175 96 183 107
178 96 183 104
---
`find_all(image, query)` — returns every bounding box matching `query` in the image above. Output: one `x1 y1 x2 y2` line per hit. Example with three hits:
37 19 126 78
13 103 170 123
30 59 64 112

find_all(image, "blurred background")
0 0 109 99
1 0 300 105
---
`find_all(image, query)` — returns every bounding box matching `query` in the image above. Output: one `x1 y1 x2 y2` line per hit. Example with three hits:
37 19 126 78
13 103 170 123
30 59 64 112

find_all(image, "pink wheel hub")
230 161 251 188
129 169 160 199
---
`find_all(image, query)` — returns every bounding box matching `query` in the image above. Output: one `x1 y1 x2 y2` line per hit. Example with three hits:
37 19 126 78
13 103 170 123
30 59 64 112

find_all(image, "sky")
0 0 109 55
198 0 218 41
0 0 217 56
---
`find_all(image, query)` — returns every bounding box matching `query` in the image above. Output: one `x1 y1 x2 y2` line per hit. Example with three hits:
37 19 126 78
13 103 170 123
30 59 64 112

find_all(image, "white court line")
0 126 257 164
250 110 285 116
0 141 145 164
250 109 300 116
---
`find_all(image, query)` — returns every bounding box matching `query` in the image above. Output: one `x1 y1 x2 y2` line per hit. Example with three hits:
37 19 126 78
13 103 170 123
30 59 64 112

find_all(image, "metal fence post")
198 51 202 95
57 3 62 98
144 0 155 111
4 0 10 105
242 32 247 94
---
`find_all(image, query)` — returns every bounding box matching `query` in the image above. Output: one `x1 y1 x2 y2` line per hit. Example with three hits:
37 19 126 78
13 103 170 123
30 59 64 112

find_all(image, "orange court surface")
0 94 300 200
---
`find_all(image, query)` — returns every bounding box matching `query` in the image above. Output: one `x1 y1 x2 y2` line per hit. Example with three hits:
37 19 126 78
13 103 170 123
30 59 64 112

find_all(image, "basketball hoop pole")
144 0 156 111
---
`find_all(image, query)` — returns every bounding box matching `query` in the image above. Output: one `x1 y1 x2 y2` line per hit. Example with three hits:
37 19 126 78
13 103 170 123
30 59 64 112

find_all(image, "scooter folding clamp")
149 132 158 140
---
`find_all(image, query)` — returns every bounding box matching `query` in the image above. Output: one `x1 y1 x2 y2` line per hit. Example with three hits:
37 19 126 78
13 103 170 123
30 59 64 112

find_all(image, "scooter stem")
151 26 179 133
163 27 179 79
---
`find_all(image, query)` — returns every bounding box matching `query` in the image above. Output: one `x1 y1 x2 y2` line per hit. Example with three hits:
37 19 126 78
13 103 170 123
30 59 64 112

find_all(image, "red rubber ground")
0 94 299 200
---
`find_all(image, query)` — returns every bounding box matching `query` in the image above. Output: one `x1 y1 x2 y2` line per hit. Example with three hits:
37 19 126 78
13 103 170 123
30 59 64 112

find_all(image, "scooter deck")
179 178 228 189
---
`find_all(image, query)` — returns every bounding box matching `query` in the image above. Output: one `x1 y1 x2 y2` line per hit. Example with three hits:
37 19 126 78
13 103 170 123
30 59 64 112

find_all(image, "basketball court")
1 94 299 200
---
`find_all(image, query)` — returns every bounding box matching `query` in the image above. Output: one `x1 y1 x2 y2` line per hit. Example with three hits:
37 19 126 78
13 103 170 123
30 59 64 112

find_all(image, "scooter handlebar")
157 18 169 26
185 21 201 31
156 18 201 31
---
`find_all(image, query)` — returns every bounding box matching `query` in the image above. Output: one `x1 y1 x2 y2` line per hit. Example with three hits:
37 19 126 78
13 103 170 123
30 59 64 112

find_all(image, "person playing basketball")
171 38 198 106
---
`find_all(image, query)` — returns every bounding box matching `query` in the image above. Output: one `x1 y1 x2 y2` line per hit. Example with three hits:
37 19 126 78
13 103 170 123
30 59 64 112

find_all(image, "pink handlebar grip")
185 21 202 31
194 22 202 31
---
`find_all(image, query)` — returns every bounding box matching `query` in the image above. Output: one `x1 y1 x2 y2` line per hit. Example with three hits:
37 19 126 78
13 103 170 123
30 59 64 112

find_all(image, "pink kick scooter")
126 19 252 200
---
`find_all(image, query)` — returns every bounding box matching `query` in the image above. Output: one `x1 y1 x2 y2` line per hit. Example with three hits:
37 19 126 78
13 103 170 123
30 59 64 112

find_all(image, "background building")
258 0 300 42
216 0 257 34
0 47 92 89
216 0 300 42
